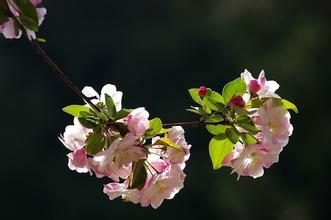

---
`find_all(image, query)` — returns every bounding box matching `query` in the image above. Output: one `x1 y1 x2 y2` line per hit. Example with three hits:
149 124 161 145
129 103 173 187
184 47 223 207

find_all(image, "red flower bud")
228 96 246 108
249 80 261 95
198 86 208 97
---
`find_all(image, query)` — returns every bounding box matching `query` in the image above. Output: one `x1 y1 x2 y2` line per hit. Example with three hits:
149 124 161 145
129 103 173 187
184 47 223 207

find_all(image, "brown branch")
27 39 101 113
5 4 101 113
163 120 230 128
163 121 206 128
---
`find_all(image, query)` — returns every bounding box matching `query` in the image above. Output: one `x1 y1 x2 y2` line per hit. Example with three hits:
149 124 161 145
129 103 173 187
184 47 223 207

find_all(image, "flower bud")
249 80 261 95
228 96 246 108
198 86 208 97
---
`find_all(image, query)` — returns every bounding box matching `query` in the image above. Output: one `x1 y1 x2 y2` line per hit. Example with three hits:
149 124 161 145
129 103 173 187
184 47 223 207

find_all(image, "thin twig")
163 120 229 128
28 39 101 112
5 4 101 113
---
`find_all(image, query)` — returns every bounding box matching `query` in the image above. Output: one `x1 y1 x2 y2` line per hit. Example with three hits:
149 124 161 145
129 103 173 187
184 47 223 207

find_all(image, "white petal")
82 86 99 102
266 81 280 93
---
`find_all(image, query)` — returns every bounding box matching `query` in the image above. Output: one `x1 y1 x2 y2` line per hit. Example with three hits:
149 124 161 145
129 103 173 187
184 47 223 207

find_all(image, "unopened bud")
198 86 208 97
228 96 246 108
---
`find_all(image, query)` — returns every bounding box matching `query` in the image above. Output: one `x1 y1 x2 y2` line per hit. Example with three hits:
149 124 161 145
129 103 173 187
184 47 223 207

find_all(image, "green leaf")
158 128 171 135
206 114 224 123
154 137 182 151
18 15 38 32
280 99 298 113
188 88 202 105
105 94 116 118
209 134 234 170
232 105 256 115
15 0 39 30
186 108 203 115
145 118 163 137
203 96 226 113
114 108 133 121
36 37 47 43
129 160 147 190
78 111 100 129
241 132 258 145
208 90 225 104
62 105 91 117
206 124 227 135
225 127 240 144
222 78 247 104
85 131 107 155
236 115 259 134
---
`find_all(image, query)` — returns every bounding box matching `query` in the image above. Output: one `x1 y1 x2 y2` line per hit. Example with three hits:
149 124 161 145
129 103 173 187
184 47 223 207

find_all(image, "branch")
28 40 101 112
6 6 101 113
163 120 230 128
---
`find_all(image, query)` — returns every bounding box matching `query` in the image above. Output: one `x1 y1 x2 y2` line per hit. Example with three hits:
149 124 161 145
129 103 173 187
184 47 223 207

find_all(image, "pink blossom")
103 182 140 204
0 0 46 40
241 69 280 98
59 118 91 151
88 140 131 181
114 133 147 168
255 99 293 152
223 143 279 179
166 126 191 165
140 164 185 209
0 19 21 39
67 148 90 173
127 107 150 136
82 84 123 111
30 0 42 6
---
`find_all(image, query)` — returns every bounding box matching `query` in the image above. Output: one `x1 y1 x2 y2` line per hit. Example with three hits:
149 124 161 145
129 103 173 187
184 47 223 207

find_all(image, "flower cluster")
222 70 294 179
187 70 297 179
0 0 46 39
60 84 191 208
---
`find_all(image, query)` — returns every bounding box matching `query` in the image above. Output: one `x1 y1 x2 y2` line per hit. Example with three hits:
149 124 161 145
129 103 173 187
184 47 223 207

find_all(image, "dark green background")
1 0 329 219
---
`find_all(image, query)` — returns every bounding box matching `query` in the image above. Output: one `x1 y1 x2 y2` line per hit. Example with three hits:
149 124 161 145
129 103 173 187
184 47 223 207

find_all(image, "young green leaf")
241 132 258 145
222 78 247 104
188 88 202 105
208 90 225 104
232 105 257 116
154 137 182 151
225 127 240 144
129 160 147 190
206 124 227 135
203 96 226 113
15 0 38 27
114 108 132 121
36 37 47 43
78 111 100 129
236 115 259 134
186 108 203 115
209 134 234 170
246 98 263 109
18 15 38 31
104 94 116 118
62 105 91 117
85 131 107 155
280 99 298 113
145 118 163 137
206 114 224 123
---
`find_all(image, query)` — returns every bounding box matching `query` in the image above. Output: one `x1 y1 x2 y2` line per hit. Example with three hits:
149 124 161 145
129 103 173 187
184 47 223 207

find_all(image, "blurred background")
0 0 329 219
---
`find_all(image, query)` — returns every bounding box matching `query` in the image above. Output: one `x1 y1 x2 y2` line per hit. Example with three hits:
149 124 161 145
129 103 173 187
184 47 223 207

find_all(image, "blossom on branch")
60 84 191 208
0 0 46 39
